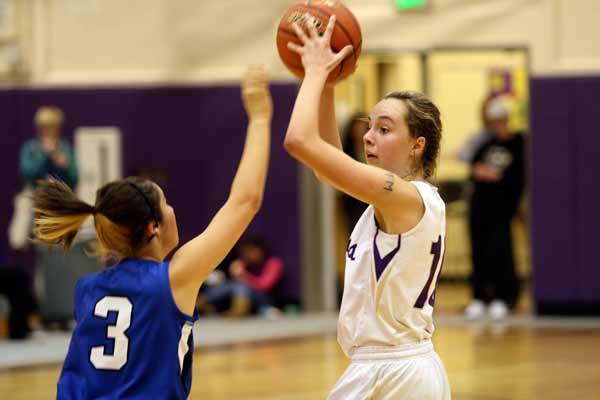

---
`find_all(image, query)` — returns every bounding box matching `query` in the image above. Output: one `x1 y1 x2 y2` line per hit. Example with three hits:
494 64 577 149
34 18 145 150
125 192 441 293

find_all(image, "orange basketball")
276 0 362 82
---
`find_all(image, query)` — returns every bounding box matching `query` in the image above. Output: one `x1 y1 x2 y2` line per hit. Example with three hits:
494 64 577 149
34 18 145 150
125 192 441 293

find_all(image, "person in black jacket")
464 97 525 320
0 265 37 339
340 113 369 229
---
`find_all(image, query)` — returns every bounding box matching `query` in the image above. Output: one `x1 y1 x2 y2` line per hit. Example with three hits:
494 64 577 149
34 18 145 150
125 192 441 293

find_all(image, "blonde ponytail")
33 178 95 253
34 176 162 260
93 213 133 259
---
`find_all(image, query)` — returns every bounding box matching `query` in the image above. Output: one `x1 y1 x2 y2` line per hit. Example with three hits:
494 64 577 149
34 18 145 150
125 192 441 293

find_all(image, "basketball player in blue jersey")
285 16 451 399
32 65 272 399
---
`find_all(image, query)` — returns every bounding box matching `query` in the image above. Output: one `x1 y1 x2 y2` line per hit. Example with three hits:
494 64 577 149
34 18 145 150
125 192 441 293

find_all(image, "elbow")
283 133 303 157
247 193 263 214
236 192 263 215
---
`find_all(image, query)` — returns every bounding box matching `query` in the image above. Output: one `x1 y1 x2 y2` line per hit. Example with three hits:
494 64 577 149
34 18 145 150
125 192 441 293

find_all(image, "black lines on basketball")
277 2 362 82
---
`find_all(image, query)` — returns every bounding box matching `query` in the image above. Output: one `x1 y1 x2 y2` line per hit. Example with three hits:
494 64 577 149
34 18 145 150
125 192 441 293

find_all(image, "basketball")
276 0 362 82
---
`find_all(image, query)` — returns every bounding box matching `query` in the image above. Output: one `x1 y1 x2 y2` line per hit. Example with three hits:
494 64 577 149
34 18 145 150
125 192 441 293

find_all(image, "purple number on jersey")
414 235 444 309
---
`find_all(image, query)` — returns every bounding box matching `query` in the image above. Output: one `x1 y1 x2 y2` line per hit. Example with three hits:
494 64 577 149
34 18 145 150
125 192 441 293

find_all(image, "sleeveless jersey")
338 181 446 357
58 258 197 399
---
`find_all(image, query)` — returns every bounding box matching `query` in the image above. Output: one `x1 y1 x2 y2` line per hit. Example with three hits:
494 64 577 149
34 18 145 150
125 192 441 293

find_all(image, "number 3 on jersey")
414 236 445 309
90 296 133 370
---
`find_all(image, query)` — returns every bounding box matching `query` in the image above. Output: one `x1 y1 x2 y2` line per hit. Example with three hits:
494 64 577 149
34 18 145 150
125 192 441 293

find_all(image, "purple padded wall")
530 78 578 303
531 76 600 312
0 84 301 301
0 90 21 265
573 79 600 301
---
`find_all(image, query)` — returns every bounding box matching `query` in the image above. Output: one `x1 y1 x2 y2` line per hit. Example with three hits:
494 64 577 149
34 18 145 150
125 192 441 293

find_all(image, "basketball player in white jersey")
285 16 451 399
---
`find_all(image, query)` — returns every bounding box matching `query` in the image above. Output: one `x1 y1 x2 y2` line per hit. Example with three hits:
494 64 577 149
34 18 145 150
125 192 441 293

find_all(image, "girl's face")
240 245 265 265
154 185 179 256
363 98 420 177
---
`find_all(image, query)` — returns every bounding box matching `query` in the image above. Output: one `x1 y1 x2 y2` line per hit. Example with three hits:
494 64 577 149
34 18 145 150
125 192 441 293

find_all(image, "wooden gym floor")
2 327 600 400
1 284 599 399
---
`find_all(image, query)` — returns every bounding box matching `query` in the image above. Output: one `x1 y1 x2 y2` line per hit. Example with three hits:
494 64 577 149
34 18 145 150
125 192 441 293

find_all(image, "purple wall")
530 78 578 302
531 76 600 312
0 84 301 302
0 91 22 264
572 79 600 302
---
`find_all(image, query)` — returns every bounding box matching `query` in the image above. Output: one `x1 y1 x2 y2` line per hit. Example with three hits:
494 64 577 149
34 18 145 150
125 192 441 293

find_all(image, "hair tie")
127 181 160 222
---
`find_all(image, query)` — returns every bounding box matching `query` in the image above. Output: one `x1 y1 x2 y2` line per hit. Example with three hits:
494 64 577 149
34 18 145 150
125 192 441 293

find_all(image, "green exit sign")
395 0 427 10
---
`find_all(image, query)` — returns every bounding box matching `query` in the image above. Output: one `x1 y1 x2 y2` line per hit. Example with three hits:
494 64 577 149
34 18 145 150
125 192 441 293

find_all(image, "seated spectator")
199 235 283 319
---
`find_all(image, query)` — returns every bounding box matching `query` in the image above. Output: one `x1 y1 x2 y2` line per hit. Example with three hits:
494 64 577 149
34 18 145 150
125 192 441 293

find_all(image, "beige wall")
4 0 600 84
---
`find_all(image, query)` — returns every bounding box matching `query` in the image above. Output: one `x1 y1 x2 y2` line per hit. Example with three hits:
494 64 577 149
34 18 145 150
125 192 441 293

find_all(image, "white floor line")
1 312 599 370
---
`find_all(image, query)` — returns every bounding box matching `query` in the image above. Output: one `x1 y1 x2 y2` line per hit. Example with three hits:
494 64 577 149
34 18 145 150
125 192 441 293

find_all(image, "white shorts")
328 341 451 400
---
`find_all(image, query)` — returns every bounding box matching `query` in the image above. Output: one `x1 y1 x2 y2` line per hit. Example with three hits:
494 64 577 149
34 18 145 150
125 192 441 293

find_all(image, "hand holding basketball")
287 15 354 80
277 0 362 82
241 65 273 121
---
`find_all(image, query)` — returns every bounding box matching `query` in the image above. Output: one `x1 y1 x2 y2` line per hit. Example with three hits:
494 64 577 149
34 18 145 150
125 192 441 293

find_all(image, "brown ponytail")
33 178 95 253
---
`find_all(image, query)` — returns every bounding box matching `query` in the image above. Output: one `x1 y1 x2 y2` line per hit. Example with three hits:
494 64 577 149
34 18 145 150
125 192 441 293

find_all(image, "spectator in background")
199 235 283 319
10 106 78 250
464 97 525 320
0 241 36 340
0 266 37 339
335 113 370 304
340 113 369 228
18 106 80 330
20 106 79 189
457 95 495 164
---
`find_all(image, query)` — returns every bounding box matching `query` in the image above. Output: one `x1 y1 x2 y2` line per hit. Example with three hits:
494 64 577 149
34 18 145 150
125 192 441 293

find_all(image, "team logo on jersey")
346 239 357 261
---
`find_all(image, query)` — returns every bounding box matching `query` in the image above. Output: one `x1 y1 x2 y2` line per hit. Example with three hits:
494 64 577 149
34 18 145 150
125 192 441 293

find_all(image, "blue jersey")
58 259 198 399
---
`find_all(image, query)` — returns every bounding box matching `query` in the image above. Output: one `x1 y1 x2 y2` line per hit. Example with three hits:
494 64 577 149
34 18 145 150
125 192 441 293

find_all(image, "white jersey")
337 181 446 357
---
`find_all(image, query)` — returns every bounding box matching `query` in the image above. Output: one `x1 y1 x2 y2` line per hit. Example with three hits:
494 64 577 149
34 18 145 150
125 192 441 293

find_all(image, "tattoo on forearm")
384 172 394 192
